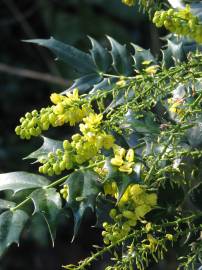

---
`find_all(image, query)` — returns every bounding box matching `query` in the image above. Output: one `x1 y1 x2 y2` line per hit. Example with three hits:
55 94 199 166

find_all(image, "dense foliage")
1 0 202 269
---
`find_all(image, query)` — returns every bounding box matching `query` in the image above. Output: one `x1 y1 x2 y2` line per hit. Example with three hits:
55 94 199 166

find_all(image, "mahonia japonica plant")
1 0 202 269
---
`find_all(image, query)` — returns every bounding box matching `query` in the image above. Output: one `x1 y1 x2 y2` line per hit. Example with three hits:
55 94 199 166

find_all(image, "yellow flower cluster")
111 146 135 174
15 89 92 139
122 0 135 7
60 184 69 200
38 112 115 176
153 5 202 43
168 97 185 118
102 183 157 244
73 113 115 164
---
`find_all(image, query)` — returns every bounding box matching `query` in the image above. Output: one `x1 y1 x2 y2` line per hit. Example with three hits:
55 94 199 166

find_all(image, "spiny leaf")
123 110 160 135
0 210 29 256
24 37 96 75
187 116 202 148
30 188 62 246
64 170 101 238
107 36 133 75
89 36 111 72
24 136 63 162
90 77 117 95
190 182 202 211
0 199 16 210
131 43 156 71
62 73 102 94
0 172 49 193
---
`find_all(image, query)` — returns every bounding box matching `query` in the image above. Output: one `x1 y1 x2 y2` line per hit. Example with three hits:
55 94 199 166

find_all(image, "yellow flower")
111 155 124 166
119 163 133 174
122 0 135 6
166 234 174 241
102 134 115 149
135 204 151 218
145 65 159 75
125 149 135 162
145 193 157 206
50 93 63 104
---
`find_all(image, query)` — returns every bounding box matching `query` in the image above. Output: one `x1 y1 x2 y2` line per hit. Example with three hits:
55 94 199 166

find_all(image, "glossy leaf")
24 136 63 161
89 36 111 72
131 44 156 71
30 188 62 245
0 210 29 256
0 199 16 210
64 170 101 238
0 172 49 193
24 37 96 75
62 73 102 94
107 36 133 75
187 117 202 148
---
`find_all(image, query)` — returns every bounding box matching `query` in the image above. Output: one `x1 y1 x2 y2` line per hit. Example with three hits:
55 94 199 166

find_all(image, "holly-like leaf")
24 136 63 161
123 110 159 135
90 78 117 95
62 73 102 94
0 172 49 193
95 194 114 228
30 188 62 245
89 36 111 72
107 36 133 75
0 199 16 210
64 170 101 238
131 44 156 71
24 37 96 75
190 182 202 211
187 117 202 148
0 210 29 256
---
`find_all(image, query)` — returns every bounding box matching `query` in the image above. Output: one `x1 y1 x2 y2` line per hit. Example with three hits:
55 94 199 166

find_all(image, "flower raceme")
38 112 115 176
153 5 202 43
111 146 135 174
103 183 157 244
15 89 92 139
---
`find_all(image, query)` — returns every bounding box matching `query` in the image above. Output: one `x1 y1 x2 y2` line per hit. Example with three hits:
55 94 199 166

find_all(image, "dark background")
0 1 169 269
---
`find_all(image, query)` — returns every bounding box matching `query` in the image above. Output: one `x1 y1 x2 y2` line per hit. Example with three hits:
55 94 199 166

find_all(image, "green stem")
10 197 30 212
63 212 202 270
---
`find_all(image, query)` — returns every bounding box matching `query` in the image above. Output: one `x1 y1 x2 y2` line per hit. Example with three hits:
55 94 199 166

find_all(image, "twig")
0 63 69 86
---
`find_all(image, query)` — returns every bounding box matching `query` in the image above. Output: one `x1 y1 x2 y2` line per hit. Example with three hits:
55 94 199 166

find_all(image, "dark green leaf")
24 136 63 162
0 172 49 193
190 182 202 211
0 199 16 210
131 43 156 71
187 117 202 148
95 195 114 228
90 78 117 95
107 36 133 75
62 73 102 94
24 37 96 75
123 110 159 135
30 188 62 245
0 210 28 256
89 36 111 72
64 170 101 238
